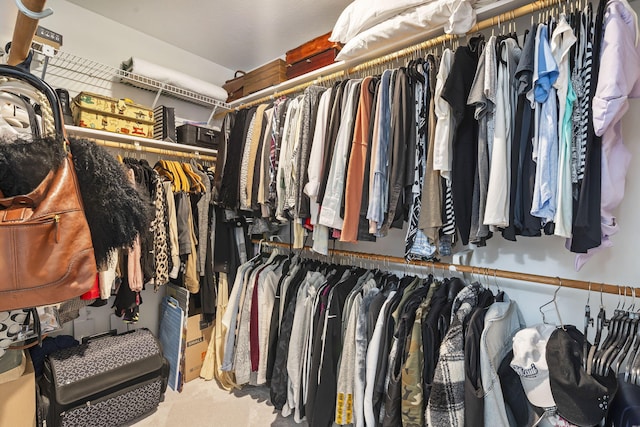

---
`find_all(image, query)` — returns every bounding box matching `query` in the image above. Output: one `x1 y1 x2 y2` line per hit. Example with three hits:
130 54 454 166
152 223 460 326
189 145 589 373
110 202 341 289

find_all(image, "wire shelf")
33 47 230 110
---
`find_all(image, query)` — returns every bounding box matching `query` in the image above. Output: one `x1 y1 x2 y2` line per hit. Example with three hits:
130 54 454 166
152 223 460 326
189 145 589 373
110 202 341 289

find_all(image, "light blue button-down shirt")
531 24 559 223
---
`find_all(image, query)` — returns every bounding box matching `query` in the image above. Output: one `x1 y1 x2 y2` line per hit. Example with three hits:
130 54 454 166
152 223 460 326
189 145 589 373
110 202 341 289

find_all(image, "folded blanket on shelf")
121 57 228 102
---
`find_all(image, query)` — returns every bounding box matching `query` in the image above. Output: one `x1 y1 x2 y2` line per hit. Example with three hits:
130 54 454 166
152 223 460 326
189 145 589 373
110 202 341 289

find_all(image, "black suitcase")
39 328 169 427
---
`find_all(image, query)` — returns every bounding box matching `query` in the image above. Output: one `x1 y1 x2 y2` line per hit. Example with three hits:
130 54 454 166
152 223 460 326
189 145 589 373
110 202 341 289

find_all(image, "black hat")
546 326 618 426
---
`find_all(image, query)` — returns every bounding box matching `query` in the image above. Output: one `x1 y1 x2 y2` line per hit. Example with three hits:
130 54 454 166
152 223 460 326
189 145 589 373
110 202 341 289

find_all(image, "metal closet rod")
236 0 565 111
93 139 217 163
256 240 632 297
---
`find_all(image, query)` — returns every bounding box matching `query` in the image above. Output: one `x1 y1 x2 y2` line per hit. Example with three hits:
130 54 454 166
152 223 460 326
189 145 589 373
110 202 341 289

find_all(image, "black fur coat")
0 136 152 268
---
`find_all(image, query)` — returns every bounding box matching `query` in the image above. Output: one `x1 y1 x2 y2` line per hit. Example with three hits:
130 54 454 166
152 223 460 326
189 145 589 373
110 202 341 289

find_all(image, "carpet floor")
128 378 309 426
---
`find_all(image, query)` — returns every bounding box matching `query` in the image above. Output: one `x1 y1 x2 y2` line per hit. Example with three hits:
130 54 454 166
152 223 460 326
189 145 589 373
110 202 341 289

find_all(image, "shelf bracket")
206 105 218 126
151 84 165 109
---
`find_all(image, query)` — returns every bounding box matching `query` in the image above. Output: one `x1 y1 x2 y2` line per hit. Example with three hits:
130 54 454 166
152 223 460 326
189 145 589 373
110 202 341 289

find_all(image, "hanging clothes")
512 24 544 239
442 37 482 246
574 0 640 268
551 15 578 238
341 77 375 243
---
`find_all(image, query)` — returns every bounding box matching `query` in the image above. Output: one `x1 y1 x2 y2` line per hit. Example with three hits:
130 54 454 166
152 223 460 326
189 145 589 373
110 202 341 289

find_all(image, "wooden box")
285 32 341 80
71 92 155 138
285 32 341 65
243 59 287 95
222 71 246 103
286 48 340 80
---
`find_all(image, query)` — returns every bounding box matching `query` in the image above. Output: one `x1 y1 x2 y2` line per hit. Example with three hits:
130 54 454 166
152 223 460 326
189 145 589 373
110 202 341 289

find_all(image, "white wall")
0 0 233 123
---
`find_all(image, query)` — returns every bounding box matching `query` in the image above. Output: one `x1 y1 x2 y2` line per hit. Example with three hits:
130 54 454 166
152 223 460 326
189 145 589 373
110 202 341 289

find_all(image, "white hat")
510 324 557 408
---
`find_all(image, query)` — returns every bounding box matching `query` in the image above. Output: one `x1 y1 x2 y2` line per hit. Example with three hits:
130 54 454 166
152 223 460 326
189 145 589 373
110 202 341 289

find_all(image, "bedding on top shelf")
331 0 503 62
121 57 228 102
329 0 435 44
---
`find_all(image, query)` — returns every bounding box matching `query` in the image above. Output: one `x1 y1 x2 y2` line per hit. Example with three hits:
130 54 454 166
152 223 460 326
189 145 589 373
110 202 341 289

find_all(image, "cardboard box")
71 91 155 139
184 314 213 383
0 351 36 427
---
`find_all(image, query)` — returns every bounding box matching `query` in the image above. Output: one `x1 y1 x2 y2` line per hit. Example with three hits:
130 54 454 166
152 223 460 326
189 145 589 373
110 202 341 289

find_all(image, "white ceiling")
66 0 352 72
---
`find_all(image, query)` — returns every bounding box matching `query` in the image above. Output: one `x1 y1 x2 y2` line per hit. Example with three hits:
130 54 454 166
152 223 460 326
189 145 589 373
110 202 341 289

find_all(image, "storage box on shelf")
71 92 155 139
154 105 176 142
223 71 247 103
285 32 342 80
243 59 288 95
177 124 218 149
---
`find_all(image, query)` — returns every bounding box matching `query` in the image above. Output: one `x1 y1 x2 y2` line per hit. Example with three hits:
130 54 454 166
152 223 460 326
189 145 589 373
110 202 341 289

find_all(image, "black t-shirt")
441 42 481 246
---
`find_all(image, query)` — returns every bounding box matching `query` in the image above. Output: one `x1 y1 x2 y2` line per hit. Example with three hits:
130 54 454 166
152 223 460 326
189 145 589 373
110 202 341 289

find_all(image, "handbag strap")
0 169 55 209
0 64 67 144
7 308 42 350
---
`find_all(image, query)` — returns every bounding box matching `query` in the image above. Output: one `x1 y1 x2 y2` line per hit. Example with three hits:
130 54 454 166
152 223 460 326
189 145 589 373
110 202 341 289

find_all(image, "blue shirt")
531 24 560 222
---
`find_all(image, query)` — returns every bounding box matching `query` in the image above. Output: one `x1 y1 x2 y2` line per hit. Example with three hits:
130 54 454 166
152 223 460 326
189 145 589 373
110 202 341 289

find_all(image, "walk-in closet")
0 0 639 425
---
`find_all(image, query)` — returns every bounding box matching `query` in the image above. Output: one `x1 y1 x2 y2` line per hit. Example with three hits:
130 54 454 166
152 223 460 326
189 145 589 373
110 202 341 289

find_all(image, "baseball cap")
511 323 557 408
547 326 618 426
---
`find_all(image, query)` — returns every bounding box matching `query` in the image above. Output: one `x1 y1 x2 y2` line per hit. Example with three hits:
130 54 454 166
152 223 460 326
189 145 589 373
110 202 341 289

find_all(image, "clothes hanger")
162 160 182 192
587 283 607 374
623 288 640 382
606 287 638 375
624 321 640 384
599 289 632 375
492 270 504 300
172 160 191 192
539 279 564 328
247 238 266 264
154 160 175 189
531 408 559 427
510 11 519 42
181 162 205 193
594 286 627 375
614 288 639 375
584 282 595 368
413 57 426 85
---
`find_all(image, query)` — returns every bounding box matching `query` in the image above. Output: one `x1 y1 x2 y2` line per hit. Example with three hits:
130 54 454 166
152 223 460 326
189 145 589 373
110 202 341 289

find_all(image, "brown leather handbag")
0 65 97 311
